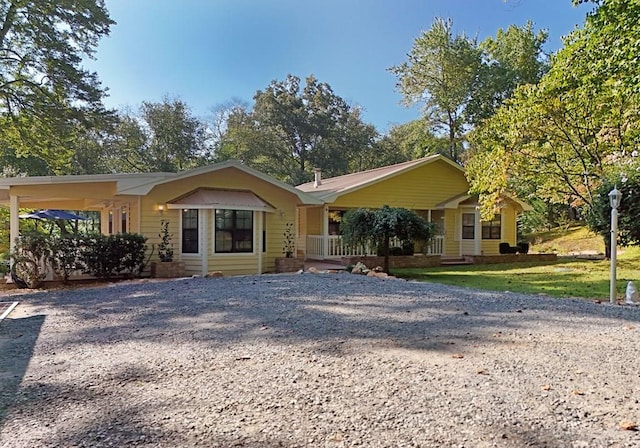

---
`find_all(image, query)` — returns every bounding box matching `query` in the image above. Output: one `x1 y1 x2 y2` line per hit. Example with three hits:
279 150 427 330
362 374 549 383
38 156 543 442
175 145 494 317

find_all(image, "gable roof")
0 160 323 206
436 193 533 212
166 188 276 212
296 154 464 203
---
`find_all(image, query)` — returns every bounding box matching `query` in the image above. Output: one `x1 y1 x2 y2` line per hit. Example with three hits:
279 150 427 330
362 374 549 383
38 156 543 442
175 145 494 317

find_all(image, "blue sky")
85 0 593 133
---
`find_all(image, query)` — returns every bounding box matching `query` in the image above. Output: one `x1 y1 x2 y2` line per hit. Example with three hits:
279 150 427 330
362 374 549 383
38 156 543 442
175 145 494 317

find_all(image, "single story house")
0 161 322 277
295 154 531 259
0 155 531 277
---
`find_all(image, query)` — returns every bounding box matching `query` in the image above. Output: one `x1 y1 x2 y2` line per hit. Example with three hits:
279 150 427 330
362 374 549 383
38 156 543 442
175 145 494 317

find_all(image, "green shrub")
50 236 85 283
81 233 148 278
11 231 51 288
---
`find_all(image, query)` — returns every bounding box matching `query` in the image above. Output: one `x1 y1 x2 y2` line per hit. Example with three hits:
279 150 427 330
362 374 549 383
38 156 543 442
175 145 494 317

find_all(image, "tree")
376 119 449 162
0 0 115 173
390 18 482 163
109 98 211 173
466 0 640 221
468 22 549 125
340 206 436 273
586 159 640 257
216 75 378 184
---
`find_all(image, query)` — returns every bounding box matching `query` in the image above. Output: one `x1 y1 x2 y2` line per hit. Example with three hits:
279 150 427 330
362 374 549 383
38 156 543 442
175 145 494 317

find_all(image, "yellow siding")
502 206 517 245
330 160 469 209
139 167 300 276
11 182 117 200
443 209 459 256
296 207 307 257
306 207 323 234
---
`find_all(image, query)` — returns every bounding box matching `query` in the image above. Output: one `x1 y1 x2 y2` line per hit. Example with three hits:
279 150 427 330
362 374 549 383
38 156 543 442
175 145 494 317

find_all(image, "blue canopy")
19 209 87 221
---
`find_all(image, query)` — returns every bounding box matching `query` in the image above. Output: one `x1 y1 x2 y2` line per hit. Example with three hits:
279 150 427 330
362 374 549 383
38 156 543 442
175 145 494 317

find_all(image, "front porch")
304 234 445 260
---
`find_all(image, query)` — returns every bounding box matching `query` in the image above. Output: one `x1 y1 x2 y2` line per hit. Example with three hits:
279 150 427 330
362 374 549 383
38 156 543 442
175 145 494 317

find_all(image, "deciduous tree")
109 98 211 173
216 75 378 184
390 18 481 163
0 0 114 173
467 0 640 221
340 206 436 273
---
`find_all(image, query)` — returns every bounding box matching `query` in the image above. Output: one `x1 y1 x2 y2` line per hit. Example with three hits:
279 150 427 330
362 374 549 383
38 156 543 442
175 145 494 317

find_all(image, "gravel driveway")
1 273 639 447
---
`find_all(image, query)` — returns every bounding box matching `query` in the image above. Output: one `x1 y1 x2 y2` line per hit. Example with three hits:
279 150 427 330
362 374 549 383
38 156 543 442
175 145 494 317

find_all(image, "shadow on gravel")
18 275 640 354
0 314 45 427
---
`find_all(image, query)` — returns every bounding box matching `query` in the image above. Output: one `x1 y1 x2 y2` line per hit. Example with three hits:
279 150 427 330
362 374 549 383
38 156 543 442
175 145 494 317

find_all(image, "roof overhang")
166 189 276 212
436 193 533 212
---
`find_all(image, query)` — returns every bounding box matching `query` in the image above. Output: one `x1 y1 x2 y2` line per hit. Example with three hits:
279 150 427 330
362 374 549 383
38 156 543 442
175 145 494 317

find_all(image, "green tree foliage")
390 18 481 163
375 119 449 163
586 159 640 256
109 98 211 172
391 20 547 164
216 75 378 185
468 22 549 125
0 0 115 173
340 206 436 273
467 0 640 221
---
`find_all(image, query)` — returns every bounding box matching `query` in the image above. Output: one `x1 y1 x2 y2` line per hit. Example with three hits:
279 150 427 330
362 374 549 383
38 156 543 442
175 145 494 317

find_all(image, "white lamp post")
609 186 622 304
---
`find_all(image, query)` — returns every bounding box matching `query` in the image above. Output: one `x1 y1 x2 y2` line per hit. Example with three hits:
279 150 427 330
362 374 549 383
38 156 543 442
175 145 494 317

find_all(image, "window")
182 209 199 253
108 210 113 234
215 209 253 253
328 210 345 235
482 214 501 240
462 213 475 239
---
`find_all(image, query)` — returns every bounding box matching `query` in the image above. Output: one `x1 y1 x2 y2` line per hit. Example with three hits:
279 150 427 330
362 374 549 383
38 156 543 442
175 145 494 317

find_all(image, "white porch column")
474 207 482 255
256 211 263 274
9 194 19 256
322 206 329 259
201 210 208 276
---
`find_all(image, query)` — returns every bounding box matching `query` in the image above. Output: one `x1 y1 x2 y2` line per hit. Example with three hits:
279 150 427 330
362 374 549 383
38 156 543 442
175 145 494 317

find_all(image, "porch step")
440 257 473 266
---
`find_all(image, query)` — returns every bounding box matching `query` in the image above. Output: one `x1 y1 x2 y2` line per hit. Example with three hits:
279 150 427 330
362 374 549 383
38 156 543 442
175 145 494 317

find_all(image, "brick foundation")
464 254 557 264
341 254 442 269
275 257 305 273
151 261 186 278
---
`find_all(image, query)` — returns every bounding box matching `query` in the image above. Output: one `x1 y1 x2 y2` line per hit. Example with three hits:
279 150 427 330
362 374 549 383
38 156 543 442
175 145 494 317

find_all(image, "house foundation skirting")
463 254 557 264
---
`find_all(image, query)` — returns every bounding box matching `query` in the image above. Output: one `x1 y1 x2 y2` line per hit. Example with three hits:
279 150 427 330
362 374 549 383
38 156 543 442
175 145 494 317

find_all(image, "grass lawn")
394 246 640 301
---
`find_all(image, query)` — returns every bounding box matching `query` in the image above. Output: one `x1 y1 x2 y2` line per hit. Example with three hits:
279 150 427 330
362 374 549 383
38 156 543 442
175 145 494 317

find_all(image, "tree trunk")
383 235 390 274
604 236 611 259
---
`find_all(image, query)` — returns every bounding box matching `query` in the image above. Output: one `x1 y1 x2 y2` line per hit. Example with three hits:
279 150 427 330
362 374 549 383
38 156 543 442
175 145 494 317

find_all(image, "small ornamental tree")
158 220 174 262
586 168 640 258
340 205 436 273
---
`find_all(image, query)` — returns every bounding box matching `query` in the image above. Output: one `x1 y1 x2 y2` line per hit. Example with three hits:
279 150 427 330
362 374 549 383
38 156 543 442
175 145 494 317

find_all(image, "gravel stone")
1 274 639 447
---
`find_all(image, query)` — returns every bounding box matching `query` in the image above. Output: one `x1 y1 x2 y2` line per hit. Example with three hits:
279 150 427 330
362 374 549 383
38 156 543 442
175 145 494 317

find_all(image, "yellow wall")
11 182 117 201
330 160 469 209
444 206 520 256
140 167 300 276
443 209 459 256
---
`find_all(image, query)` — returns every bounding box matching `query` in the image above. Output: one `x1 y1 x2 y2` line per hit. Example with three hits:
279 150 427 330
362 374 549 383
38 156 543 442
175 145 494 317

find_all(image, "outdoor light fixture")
609 186 622 304
609 186 622 209
157 204 165 214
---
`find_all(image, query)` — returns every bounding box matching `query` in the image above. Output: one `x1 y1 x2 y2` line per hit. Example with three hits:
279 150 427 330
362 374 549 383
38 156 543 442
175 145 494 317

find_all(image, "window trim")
461 213 475 240
181 209 200 255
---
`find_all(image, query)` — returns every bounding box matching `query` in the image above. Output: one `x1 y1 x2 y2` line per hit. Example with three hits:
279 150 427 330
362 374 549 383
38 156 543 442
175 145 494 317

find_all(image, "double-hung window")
482 214 501 240
182 209 199 253
215 209 253 253
462 213 475 239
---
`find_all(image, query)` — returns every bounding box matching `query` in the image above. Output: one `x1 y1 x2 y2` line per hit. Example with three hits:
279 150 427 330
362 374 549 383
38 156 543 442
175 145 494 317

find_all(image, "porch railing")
306 235 444 259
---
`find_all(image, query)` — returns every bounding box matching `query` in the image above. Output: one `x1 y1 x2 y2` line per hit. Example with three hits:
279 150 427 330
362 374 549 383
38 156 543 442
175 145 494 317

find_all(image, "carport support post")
9 194 19 257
